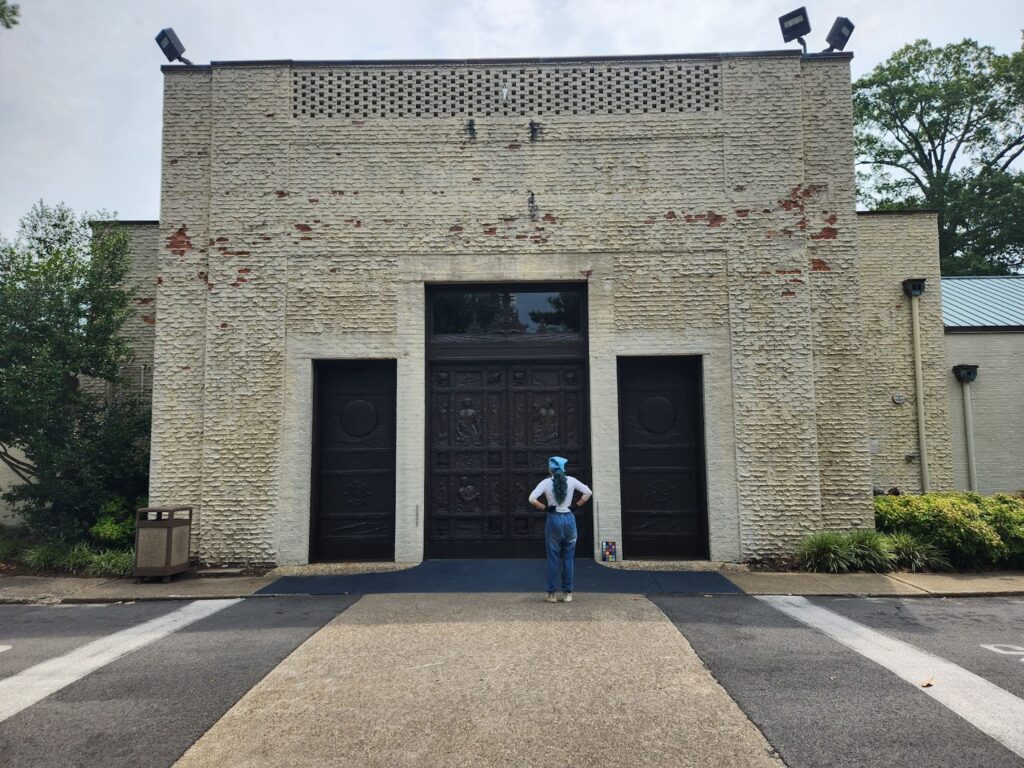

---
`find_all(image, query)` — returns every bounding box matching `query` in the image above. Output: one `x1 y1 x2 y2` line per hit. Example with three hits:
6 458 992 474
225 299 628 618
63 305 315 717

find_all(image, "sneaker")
561 593 573 603
544 593 558 603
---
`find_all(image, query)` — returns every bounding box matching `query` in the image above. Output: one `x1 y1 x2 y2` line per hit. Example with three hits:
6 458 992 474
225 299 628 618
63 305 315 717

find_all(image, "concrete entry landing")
173 593 782 768
257 559 743 595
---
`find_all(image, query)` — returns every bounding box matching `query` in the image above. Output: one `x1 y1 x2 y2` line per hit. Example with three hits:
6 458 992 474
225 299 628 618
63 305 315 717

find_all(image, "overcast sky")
0 0 1020 237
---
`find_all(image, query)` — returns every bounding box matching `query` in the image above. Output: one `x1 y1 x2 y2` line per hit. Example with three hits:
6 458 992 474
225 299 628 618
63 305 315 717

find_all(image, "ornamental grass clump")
797 531 856 573
846 529 897 572
885 531 951 572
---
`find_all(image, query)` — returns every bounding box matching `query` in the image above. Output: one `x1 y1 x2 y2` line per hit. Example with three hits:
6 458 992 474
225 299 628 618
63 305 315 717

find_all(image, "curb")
3 589 1024 605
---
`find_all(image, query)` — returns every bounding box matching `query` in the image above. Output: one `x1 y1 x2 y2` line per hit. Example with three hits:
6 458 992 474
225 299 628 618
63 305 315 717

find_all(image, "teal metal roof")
941 276 1024 329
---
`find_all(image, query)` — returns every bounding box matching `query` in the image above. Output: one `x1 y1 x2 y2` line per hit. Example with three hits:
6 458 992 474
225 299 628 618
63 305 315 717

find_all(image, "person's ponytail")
552 469 568 506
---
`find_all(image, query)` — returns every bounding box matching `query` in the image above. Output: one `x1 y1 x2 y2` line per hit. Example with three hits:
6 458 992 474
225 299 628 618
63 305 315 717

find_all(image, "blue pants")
545 512 577 594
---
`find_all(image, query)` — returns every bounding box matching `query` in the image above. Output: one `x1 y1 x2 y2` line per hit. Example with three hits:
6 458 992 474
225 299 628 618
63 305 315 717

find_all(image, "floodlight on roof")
155 28 193 65
778 7 811 54
824 17 855 52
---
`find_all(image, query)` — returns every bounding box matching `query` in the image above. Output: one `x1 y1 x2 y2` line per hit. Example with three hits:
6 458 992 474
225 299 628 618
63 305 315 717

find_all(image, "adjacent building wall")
152 53 875 565
858 213 954 493
946 332 1024 494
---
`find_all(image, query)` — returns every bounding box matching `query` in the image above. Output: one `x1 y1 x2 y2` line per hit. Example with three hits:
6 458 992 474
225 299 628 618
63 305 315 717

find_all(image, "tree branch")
0 447 36 484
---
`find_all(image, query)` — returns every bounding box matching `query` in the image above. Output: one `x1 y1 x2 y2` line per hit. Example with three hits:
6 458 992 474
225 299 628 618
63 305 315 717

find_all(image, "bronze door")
618 356 707 558
312 361 396 561
428 362 591 558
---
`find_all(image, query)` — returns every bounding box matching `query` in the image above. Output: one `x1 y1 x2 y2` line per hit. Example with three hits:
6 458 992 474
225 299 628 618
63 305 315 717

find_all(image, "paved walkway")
173 593 783 768
2 565 1024 604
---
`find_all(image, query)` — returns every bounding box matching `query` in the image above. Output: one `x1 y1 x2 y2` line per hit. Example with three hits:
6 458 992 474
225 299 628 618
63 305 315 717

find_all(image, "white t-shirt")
529 476 593 513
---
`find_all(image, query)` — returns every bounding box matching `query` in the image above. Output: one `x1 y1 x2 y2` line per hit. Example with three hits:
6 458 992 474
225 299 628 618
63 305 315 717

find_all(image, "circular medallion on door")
340 399 378 437
638 395 676 434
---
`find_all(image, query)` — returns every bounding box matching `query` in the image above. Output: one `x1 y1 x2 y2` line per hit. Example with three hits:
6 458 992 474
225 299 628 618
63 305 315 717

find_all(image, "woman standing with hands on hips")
529 456 592 603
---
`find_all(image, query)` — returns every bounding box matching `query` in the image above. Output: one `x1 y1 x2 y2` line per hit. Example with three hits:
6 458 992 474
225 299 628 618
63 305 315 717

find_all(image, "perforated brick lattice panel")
291 63 722 119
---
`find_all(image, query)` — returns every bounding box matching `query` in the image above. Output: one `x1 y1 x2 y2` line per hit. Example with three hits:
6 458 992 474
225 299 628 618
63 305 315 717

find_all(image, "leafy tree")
854 39 1024 274
0 1 20 30
0 202 149 539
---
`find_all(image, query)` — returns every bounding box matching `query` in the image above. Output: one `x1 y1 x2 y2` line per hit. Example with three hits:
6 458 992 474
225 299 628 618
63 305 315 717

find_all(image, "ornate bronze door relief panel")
618 356 708 558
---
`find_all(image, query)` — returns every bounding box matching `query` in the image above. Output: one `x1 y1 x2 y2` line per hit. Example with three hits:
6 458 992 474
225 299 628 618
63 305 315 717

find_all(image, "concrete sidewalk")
173 593 784 768
2 568 1024 604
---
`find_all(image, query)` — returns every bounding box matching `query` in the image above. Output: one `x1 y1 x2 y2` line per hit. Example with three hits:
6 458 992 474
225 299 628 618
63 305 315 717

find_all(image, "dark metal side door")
311 360 396 561
617 356 707 558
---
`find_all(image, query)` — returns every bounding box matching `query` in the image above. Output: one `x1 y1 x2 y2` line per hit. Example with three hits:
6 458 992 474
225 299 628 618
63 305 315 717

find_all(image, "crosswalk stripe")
759 595 1024 760
0 599 241 723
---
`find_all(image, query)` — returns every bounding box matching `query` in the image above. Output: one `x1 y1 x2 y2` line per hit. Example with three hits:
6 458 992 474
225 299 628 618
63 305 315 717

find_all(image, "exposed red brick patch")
781 290 797 298
352 191 359 195
776 269 802 275
707 212 726 227
665 211 677 220
216 236 229 243
502 216 517 224
220 322 229 329
789 278 804 284
157 276 163 285
810 226 839 240
484 227 497 236
825 213 838 225
811 258 831 272
332 190 345 196
299 236 313 241
530 235 548 244
275 191 289 199
260 236 272 241
542 213 558 223
197 271 207 281
237 268 251 274
329 268 338 273
141 315 156 325
134 297 154 305
309 198 319 203
506 143 522 150
759 270 773 276
449 225 464 233
515 234 528 239
797 218 808 230
207 284 214 291
735 209 750 218
166 226 192 257
265 113 275 118
643 217 656 224
295 223 312 232
353 220 361 228
472 177 482 182
169 158 178 166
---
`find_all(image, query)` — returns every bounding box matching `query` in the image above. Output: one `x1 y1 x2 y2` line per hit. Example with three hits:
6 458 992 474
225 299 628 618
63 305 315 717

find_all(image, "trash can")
134 506 192 582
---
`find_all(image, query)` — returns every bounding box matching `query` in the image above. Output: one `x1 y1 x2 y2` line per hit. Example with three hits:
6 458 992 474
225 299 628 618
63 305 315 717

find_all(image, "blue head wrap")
548 456 568 473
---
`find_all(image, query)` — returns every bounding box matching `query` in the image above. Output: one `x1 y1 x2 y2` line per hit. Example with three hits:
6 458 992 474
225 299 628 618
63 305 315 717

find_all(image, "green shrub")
86 549 134 578
797 531 856 573
89 500 136 548
886 531 951 572
875 493 1006 566
847 529 897 572
979 494 1024 565
0 525 30 561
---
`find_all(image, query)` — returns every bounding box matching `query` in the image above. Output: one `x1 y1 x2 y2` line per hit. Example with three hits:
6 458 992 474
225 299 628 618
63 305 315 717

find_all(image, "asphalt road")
0 596 356 768
652 594 1024 768
1 593 1022 767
